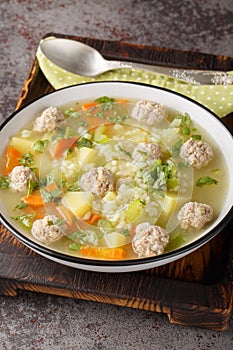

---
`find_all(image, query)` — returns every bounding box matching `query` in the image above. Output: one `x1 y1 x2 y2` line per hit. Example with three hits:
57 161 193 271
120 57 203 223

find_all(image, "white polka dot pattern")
36 46 233 118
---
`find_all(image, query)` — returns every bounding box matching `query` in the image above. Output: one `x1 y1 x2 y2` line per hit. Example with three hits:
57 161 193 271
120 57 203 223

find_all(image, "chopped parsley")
120 229 130 236
54 218 66 226
76 137 93 149
192 134 202 140
0 176 10 189
118 146 132 158
14 202 28 211
95 96 115 104
77 120 89 127
64 109 82 118
196 176 218 187
27 180 39 196
69 242 81 251
32 139 49 153
68 230 98 245
180 113 192 127
40 186 62 203
172 139 183 157
62 179 81 192
19 152 34 167
11 213 35 228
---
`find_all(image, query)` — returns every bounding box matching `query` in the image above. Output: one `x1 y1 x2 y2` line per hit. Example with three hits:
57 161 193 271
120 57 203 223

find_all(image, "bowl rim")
1 81 233 268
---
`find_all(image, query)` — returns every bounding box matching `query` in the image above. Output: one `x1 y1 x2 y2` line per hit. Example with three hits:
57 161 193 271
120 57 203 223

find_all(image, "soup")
0 96 228 260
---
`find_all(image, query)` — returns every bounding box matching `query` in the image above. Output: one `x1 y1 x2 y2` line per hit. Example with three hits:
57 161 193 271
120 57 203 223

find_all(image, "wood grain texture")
1 33 233 331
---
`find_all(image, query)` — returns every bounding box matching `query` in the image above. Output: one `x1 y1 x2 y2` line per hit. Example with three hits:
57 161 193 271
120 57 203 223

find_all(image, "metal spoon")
40 38 233 85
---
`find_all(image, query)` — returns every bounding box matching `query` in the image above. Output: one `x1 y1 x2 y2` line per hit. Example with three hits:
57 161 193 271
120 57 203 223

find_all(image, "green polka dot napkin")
36 45 233 118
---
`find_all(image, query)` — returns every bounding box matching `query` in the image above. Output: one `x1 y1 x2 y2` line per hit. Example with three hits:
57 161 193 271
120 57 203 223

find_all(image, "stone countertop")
0 0 232 349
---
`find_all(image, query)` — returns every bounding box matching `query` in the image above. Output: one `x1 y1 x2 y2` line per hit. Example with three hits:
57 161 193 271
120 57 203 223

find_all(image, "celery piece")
93 125 109 143
125 199 144 222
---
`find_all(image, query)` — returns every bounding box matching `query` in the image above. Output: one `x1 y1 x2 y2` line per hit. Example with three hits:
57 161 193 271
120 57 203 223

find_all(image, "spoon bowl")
40 38 126 76
40 38 233 84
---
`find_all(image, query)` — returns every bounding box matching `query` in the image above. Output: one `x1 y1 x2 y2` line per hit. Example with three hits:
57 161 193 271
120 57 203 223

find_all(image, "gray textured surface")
0 0 233 349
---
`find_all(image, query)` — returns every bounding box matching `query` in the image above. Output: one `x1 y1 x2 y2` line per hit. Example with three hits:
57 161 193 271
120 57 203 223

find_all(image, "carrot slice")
84 213 102 225
22 190 44 207
56 205 77 232
82 102 98 111
5 146 22 174
50 137 78 159
80 246 126 260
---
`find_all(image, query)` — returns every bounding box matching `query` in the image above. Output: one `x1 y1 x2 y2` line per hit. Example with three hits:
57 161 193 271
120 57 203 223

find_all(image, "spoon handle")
107 60 233 85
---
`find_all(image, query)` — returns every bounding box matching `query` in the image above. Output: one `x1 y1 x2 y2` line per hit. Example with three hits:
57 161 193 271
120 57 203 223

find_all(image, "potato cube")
62 191 94 218
104 232 126 248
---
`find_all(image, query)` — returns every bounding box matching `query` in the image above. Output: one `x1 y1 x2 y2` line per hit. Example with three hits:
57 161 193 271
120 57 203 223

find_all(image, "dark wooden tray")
1 33 232 331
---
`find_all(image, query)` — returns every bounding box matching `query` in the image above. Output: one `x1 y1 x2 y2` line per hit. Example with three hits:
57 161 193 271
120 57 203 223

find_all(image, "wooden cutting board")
1 33 232 331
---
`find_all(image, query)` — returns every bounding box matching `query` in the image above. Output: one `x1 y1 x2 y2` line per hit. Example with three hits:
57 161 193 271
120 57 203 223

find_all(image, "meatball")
33 106 65 132
131 100 166 125
31 215 67 243
179 138 214 169
177 202 214 230
9 166 38 192
132 142 162 163
80 167 114 196
132 222 169 257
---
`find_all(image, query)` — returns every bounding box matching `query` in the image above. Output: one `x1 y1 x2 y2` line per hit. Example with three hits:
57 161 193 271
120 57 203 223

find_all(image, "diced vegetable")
5 146 22 174
103 191 117 202
165 231 185 251
76 147 98 165
84 213 102 225
22 190 44 207
40 182 62 203
82 102 98 111
104 232 126 248
62 191 94 218
80 246 126 259
158 193 177 225
125 199 144 222
11 137 34 154
93 125 110 143
56 205 77 232
97 219 113 229
50 137 78 159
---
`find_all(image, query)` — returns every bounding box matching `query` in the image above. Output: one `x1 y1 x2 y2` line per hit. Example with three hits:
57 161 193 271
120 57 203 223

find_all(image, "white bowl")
0 82 232 272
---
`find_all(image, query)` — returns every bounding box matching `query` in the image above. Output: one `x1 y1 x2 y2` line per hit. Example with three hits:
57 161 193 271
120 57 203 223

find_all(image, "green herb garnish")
118 146 132 158
32 139 49 153
40 187 62 203
76 137 93 149
14 202 28 211
11 213 35 228
63 179 81 192
19 152 34 167
196 176 218 187
69 242 81 251
0 176 10 189
172 139 183 157
27 180 39 196
64 109 82 118
181 127 190 135
54 218 66 226
192 134 202 140
120 229 130 236
95 96 115 104
180 113 192 127
77 120 89 127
